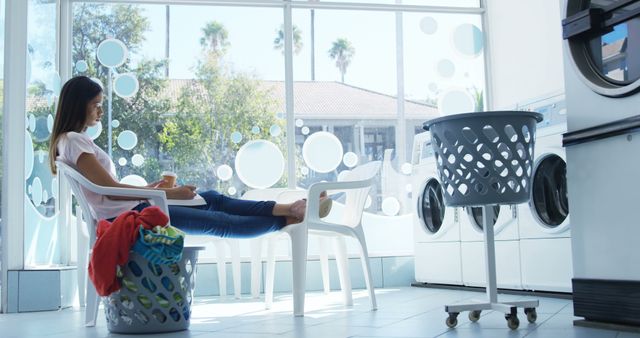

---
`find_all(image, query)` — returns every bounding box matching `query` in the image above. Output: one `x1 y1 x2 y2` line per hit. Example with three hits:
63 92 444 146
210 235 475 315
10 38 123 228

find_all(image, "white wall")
486 0 566 109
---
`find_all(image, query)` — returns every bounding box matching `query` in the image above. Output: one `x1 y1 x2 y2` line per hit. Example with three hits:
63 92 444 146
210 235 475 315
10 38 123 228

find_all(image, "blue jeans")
132 190 286 238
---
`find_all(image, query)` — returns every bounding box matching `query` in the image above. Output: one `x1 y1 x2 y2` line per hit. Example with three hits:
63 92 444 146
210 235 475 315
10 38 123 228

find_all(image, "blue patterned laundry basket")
104 246 203 334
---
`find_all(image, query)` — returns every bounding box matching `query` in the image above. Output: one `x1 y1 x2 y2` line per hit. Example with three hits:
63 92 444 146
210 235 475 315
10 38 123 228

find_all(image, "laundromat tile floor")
1 286 638 338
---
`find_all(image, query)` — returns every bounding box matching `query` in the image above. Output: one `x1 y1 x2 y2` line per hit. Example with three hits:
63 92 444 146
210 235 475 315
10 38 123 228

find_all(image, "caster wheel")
468 310 481 322
524 308 537 323
506 315 520 330
445 313 459 328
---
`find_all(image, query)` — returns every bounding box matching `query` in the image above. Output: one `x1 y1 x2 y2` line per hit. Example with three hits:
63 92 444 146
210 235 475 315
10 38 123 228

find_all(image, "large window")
24 0 60 267
63 1 485 256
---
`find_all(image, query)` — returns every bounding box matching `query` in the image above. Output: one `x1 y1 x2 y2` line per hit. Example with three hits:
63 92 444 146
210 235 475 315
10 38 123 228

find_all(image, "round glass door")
564 0 640 96
468 205 500 230
419 178 445 234
532 154 569 227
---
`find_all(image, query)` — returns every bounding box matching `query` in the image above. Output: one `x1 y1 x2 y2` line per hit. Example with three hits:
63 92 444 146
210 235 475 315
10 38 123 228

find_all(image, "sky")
21 1 487 109
130 3 486 102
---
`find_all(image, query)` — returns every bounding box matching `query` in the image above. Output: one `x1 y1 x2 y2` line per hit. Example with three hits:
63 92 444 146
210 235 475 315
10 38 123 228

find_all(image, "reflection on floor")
0 286 638 338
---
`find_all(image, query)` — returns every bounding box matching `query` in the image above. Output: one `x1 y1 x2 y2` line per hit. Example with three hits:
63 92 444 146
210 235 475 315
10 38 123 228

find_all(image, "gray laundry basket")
103 246 204 334
423 111 543 207
423 111 543 330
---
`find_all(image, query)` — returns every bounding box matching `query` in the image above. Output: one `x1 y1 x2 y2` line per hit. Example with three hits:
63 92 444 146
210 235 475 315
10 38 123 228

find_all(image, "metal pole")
310 8 315 80
482 204 498 304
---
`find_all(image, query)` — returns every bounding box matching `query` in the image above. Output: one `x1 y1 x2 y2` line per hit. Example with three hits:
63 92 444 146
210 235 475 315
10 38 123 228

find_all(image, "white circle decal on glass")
382 197 401 216
227 187 237 195
47 114 54 133
300 167 309 176
235 140 285 189
301 126 310 135
86 121 102 140
452 23 484 57
131 154 144 167
25 133 34 178
420 16 438 35
251 126 260 134
120 175 147 187
28 114 36 132
75 60 88 72
52 177 59 200
90 77 104 89
230 131 243 144
113 73 139 98
269 125 282 137
438 88 476 115
111 119 120 128
401 162 412 175
343 152 358 168
295 119 304 127
428 82 438 93
97 38 128 68
437 59 455 78
31 177 43 205
405 183 413 192
338 170 352 181
118 157 127 166
302 131 343 173
117 130 138 150
217 165 233 181
33 116 51 142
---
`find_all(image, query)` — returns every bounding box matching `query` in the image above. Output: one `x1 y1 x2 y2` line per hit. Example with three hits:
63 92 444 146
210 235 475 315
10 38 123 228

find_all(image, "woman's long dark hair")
49 76 103 174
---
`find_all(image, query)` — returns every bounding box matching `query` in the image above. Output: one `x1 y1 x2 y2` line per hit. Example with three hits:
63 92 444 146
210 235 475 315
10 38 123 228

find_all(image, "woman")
49 75 330 238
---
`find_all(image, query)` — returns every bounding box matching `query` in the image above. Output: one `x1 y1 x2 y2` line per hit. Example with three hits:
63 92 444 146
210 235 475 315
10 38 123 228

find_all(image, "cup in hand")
159 171 177 188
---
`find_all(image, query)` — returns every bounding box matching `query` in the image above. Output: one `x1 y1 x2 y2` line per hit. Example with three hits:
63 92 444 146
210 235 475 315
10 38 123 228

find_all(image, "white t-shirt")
57 131 139 220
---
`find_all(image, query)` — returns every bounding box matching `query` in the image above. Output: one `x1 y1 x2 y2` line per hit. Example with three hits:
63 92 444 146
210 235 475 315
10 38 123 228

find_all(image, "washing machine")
412 132 463 285
562 0 640 326
459 200 522 289
516 94 573 293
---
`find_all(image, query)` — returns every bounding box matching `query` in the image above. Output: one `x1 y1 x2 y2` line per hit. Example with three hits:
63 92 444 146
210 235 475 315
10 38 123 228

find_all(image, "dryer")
516 94 572 293
459 202 522 290
412 132 463 285
562 0 640 326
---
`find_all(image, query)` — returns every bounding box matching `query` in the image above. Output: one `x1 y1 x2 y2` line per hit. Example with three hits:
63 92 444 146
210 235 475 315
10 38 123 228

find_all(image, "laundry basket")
423 111 543 330
423 111 543 207
103 246 204 334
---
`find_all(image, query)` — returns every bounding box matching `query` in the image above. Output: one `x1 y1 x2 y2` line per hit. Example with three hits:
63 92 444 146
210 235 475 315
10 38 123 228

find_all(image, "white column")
1 0 28 313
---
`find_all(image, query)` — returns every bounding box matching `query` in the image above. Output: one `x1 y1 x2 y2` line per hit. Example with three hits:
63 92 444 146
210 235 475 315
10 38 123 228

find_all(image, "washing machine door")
563 0 640 97
417 178 446 236
467 205 500 232
531 153 570 232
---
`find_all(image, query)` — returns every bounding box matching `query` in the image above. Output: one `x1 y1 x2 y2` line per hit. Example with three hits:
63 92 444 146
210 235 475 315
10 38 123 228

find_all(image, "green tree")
273 24 303 55
73 3 170 181
160 24 285 192
200 21 229 55
328 38 355 83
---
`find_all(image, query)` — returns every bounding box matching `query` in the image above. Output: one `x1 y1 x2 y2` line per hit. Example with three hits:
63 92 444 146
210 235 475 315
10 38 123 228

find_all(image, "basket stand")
444 205 538 330
423 111 544 330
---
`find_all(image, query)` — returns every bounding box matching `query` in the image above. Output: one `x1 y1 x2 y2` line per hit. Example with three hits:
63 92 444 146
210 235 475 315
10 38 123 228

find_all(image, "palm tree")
273 24 303 55
328 38 355 83
200 21 229 54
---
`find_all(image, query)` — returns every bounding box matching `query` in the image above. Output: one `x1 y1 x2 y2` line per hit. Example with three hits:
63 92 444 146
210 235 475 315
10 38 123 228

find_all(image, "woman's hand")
166 185 197 200
146 179 168 188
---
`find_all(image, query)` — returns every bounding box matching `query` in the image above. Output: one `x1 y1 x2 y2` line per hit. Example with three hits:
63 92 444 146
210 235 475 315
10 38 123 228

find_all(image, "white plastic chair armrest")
303 179 373 224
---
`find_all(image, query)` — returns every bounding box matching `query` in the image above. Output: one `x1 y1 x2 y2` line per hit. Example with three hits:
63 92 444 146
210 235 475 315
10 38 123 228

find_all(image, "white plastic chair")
56 160 169 327
242 188 333 300
56 161 242 325
266 161 382 316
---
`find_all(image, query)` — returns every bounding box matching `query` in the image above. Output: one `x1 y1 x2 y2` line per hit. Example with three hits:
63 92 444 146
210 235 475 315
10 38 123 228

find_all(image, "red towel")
88 206 169 296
